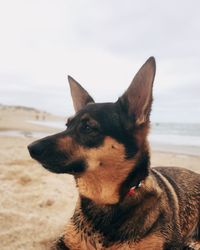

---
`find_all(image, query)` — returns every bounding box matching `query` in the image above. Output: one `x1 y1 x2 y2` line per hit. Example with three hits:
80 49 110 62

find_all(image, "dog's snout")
27 132 80 174
28 140 46 159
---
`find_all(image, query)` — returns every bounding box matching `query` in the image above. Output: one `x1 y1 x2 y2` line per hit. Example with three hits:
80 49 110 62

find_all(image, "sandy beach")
0 105 199 250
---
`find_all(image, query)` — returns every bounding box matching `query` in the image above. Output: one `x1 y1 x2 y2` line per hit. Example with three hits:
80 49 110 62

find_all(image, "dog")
28 57 200 249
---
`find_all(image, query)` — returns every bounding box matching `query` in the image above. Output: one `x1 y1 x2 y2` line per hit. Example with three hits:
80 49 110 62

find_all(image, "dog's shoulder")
152 166 200 240
152 166 200 189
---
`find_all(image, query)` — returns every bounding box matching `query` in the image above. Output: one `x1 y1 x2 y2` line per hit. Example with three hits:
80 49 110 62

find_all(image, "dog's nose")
28 141 45 159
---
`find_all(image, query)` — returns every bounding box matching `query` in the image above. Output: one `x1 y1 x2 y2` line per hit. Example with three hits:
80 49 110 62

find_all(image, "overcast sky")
0 0 200 123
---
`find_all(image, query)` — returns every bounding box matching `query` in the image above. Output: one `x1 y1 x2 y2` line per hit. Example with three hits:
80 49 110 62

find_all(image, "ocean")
149 123 200 156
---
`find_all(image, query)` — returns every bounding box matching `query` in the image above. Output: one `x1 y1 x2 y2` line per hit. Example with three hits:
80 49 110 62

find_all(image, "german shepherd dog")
28 57 200 250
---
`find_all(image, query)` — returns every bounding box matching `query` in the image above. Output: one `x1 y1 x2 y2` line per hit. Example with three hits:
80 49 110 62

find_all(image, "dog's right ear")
68 76 95 112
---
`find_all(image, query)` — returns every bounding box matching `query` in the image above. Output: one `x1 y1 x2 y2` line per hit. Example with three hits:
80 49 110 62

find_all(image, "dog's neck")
119 148 150 200
75 146 151 205
73 171 162 245
73 146 163 243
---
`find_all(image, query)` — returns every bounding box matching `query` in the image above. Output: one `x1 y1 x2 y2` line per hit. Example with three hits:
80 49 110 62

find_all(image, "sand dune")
0 105 199 249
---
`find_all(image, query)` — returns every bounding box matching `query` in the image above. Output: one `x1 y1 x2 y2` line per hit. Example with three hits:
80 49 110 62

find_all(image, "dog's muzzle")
28 137 86 175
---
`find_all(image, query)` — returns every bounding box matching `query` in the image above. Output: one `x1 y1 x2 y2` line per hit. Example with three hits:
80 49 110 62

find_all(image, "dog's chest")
67 230 163 250
78 232 104 250
68 232 131 250
70 211 142 250
69 196 162 250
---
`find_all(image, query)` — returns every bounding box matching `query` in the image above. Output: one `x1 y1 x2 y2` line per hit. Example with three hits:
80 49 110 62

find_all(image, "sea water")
149 123 200 156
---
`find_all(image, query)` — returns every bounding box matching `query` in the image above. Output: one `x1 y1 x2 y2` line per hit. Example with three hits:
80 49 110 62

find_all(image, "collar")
127 180 144 196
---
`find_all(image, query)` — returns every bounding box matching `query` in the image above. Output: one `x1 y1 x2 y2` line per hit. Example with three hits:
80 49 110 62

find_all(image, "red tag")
127 187 135 196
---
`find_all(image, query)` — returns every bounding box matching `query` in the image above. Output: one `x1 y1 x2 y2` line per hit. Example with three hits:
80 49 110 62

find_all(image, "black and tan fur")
28 57 200 249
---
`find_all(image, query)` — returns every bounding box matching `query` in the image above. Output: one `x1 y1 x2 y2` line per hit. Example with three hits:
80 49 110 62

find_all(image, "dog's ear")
119 57 156 125
68 76 95 112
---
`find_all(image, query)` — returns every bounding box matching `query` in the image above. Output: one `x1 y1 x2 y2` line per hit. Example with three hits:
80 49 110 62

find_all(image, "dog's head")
28 57 156 204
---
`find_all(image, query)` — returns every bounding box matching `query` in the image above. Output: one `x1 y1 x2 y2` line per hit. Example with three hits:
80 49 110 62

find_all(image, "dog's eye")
82 124 93 134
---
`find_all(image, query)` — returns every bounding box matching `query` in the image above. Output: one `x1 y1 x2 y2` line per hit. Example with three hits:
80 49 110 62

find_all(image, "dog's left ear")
68 76 95 112
119 57 156 125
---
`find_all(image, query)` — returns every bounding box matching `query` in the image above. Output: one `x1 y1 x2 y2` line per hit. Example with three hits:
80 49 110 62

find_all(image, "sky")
0 0 200 123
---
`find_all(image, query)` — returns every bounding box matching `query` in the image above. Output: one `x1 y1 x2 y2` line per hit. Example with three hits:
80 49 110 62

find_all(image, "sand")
0 105 199 250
